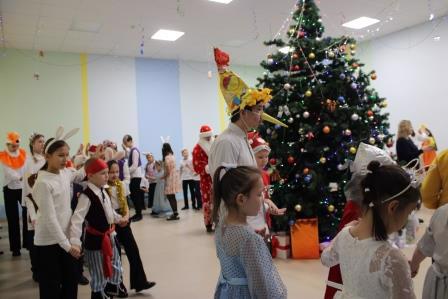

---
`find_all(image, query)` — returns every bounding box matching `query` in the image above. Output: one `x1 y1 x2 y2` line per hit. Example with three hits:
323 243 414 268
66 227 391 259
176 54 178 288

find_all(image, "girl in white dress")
321 161 419 299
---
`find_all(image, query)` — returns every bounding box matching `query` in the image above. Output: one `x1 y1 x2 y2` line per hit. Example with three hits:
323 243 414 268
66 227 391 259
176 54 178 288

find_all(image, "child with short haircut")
212 165 287 298
70 158 127 299
321 161 419 298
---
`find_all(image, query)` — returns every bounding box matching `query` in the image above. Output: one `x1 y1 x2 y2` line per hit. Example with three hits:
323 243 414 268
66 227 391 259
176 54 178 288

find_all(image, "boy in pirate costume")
70 158 128 299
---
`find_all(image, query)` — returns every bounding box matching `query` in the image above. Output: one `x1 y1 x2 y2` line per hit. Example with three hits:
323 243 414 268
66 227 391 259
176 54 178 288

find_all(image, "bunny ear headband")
44 126 79 154
160 136 171 144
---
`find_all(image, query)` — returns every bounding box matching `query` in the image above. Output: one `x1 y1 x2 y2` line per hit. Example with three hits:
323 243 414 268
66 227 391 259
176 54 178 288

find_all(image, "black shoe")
135 281 156 292
206 225 215 233
181 206 189 210
12 250 21 257
105 282 128 298
130 214 142 222
150 211 159 216
79 274 89 285
167 214 180 221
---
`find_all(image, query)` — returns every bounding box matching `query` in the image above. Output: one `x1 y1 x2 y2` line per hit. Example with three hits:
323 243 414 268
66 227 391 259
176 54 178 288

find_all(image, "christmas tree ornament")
303 111 310 118
288 219 295 226
370 73 377 80
269 158 277 165
266 128 272 134
352 63 359 68
369 137 376 144
308 52 316 59
350 50 356 55
320 157 327 164
368 116 374 121
378 134 385 141
304 175 312 183
380 100 388 108
292 53 299 59
337 164 344 171
351 113 359 121
267 58 274 65
287 156 295 164
339 73 346 80
297 30 305 38
350 147 357 154
337 96 345 103
289 28 295 35
284 83 291 90
305 90 312 97
288 117 294 124
367 110 374 117
279 179 285 185
327 204 335 212
350 82 357 89
296 114 301 119
386 138 394 148
303 168 309 175
328 51 335 58
322 126 331 134
344 129 352 136
295 204 302 212
293 65 300 71
350 43 356 50
306 132 315 140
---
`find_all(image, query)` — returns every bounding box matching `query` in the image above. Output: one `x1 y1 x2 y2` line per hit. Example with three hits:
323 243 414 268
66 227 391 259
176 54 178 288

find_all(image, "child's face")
33 137 45 154
7 143 19 152
255 150 269 169
182 150 189 159
385 200 418 234
146 154 154 163
155 163 162 171
46 145 70 170
89 168 109 188
108 164 119 182
239 177 264 217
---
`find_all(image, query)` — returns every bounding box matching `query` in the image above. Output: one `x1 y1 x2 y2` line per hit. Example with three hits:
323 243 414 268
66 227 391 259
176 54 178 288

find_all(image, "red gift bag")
290 218 320 259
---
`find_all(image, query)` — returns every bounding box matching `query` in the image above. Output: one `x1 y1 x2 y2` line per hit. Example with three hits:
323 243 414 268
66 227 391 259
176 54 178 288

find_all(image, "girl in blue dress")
212 165 287 299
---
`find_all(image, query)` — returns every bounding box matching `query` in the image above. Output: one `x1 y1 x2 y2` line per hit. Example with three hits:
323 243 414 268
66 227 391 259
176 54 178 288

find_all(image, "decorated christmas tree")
257 0 393 242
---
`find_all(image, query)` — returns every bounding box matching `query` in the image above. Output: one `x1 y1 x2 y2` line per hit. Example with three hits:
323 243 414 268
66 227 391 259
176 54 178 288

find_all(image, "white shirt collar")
228 122 247 139
87 182 105 197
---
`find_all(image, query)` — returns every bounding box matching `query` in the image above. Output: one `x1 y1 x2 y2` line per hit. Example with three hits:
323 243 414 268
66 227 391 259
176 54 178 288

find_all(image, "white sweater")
22 155 46 230
33 168 85 252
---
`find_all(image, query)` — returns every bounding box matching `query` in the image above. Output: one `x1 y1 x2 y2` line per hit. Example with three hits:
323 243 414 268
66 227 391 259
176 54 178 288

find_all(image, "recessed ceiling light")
151 29 185 41
209 0 233 4
342 17 380 30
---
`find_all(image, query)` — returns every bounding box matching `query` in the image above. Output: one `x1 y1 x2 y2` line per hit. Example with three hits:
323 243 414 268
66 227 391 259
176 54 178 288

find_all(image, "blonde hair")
397 120 413 139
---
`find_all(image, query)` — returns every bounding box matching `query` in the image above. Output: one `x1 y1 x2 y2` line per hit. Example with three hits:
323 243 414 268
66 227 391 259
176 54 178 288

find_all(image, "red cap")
85 158 108 175
199 125 213 138
248 132 270 154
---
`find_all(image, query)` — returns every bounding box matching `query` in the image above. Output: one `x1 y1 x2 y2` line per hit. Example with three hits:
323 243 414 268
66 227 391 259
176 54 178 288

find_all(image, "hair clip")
221 162 237 172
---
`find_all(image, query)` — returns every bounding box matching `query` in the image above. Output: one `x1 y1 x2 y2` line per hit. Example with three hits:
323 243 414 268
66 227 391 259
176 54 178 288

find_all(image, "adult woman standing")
162 143 181 221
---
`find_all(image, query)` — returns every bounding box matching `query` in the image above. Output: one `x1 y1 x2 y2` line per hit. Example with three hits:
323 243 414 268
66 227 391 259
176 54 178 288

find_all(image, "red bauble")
323 126 331 134
303 168 310 175
269 158 277 165
367 110 374 117
292 53 299 59
297 31 305 38
294 65 300 71
287 156 295 164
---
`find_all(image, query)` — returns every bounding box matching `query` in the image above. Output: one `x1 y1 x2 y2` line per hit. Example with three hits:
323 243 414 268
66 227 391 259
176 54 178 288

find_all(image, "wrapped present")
271 232 290 259
290 218 320 259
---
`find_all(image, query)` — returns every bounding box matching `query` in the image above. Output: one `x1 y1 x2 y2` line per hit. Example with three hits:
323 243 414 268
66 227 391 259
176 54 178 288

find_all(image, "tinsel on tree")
257 0 393 242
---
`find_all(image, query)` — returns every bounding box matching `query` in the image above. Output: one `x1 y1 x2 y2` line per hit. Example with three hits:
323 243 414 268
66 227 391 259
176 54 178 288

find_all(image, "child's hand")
409 260 419 278
270 206 286 215
69 245 82 259
118 217 129 227
141 187 148 192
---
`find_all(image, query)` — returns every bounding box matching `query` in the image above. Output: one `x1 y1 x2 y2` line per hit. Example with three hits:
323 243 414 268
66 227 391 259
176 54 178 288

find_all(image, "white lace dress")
214 224 287 299
321 226 416 299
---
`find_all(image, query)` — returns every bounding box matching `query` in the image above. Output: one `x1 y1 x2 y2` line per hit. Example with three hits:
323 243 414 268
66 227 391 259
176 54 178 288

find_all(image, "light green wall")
0 49 84 213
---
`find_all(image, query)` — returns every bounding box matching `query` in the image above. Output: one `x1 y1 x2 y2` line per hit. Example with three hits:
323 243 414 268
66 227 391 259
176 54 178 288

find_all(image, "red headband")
85 159 108 175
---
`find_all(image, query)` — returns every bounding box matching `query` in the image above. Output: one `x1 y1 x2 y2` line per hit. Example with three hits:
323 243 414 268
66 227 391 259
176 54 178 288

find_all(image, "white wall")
88 55 140 147
358 18 448 150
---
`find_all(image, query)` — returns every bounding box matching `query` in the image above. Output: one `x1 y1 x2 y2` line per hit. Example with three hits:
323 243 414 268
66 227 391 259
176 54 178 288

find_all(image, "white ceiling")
1 0 448 65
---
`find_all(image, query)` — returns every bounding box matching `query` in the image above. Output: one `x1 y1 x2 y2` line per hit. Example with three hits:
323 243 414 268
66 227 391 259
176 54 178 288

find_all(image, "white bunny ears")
160 136 171 144
44 126 79 153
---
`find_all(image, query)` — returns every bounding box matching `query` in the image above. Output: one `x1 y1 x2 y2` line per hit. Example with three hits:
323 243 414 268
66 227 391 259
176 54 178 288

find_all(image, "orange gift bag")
290 218 320 259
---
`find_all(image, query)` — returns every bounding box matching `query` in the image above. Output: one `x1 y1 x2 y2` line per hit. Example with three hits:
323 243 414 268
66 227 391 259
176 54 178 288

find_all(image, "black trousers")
116 223 148 289
28 230 38 278
148 183 157 208
130 178 144 216
36 244 79 299
3 186 22 252
194 181 202 208
182 180 196 208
